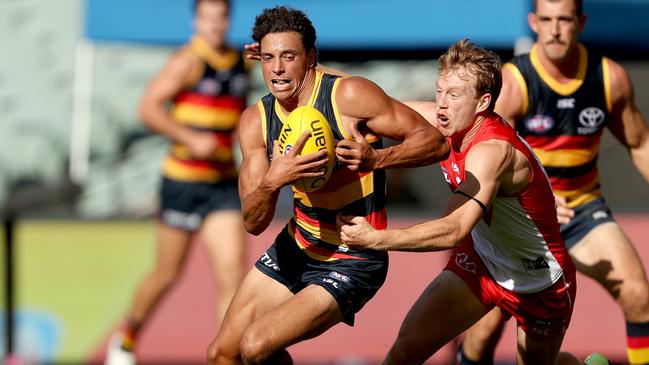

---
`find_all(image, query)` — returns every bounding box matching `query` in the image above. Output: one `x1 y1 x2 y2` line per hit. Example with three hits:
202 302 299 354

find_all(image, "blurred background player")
105 0 248 364
206 6 448 364
457 0 649 364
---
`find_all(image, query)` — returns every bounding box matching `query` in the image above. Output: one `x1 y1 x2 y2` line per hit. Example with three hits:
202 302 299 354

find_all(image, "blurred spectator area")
0 0 648 219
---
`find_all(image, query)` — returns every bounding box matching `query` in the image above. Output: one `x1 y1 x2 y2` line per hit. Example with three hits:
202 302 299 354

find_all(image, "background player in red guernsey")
457 0 649 363
340 39 600 364
105 1 248 365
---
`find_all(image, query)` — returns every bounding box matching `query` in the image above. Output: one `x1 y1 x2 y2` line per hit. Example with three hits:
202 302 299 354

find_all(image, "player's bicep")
606 60 649 149
336 77 430 140
237 106 269 196
444 143 510 232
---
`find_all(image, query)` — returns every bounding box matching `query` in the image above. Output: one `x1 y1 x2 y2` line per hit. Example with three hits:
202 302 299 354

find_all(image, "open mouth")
437 113 450 127
271 79 292 90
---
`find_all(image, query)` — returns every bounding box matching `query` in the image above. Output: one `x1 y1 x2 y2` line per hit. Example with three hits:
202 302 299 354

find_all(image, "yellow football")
277 106 335 192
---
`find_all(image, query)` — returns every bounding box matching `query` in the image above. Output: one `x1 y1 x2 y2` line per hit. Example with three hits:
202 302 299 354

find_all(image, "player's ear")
476 93 491 114
528 12 538 34
307 48 316 68
578 13 587 33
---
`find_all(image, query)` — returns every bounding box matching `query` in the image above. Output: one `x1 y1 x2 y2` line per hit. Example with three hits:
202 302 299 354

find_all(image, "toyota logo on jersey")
578 107 605 134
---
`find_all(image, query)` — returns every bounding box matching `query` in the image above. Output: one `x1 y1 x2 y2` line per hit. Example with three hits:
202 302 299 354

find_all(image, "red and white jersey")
439 113 574 293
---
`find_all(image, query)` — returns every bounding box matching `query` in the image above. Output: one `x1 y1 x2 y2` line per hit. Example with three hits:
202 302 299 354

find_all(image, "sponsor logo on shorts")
329 271 350 283
442 167 451 184
161 210 201 230
592 210 609 220
260 252 280 271
322 278 340 289
528 318 565 338
455 252 476 274
521 256 550 271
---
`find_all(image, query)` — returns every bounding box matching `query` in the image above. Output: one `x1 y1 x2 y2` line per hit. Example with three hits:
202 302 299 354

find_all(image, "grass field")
3 220 156 363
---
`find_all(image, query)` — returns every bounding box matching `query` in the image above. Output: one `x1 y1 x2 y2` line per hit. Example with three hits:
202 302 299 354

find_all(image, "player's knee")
206 337 237 364
239 329 272 364
620 279 649 316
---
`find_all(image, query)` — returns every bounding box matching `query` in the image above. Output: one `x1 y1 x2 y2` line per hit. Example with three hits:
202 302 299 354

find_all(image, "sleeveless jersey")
508 44 612 208
163 37 248 183
439 114 574 293
259 71 387 262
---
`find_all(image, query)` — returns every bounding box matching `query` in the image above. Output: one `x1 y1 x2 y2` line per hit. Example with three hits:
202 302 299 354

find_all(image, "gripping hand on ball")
266 131 329 188
336 122 379 171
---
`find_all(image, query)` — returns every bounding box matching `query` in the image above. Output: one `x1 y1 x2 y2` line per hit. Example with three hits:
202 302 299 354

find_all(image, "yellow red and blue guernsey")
163 37 248 183
509 44 612 208
259 71 387 262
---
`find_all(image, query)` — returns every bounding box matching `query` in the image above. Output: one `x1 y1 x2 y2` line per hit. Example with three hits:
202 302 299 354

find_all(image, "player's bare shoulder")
238 104 264 150
604 57 635 105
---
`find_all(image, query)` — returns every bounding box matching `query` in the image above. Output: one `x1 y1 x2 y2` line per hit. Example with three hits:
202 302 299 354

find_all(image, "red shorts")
445 242 577 340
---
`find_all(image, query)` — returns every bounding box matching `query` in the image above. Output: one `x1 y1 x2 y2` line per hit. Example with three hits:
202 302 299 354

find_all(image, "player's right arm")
605 58 649 184
138 50 217 159
238 106 329 235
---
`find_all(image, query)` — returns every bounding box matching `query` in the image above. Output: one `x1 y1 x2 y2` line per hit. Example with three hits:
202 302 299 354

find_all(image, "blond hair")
439 39 502 111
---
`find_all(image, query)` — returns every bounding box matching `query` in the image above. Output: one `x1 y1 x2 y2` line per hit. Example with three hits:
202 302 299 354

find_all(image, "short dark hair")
252 6 317 56
193 0 230 14
534 0 583 16
438 39 502 112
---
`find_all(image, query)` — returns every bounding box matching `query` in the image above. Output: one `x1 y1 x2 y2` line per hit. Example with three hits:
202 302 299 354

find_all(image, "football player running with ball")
206 5 449 365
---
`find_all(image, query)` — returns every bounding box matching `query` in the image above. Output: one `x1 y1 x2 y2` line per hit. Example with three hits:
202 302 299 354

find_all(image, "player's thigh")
463 306 507 351
153 221 193 274
515 325 564 365
216 266 294 348
200 210 246 277
241 283 344 352
570 222 648 296
393 270 489 359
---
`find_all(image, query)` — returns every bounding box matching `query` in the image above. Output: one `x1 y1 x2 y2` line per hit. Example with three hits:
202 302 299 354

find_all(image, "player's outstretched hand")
338 214 383 250
336 122 378 171
554 194 575 225
266 131 328 187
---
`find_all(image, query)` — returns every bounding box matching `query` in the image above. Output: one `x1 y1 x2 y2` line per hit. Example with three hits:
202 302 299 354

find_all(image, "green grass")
12 220 156 362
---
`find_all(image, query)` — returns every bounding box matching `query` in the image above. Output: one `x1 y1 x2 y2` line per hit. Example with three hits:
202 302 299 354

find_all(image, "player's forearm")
241 180 282 235
631 143 649 185
139 102 196 145
378 218 461 252
374 127 449 169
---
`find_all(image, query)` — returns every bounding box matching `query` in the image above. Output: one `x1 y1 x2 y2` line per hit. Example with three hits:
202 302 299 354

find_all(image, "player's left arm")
335 77 449 171
340 141 509 251
606 58 649 182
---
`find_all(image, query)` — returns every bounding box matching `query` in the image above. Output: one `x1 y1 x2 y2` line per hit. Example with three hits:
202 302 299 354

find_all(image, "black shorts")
255 225 389 326
561 197 615 249
159 177 240 231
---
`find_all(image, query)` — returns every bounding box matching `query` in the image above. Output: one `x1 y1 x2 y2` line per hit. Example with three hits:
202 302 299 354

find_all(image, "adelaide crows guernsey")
508 44 612 208
440 114 573 293
163 37 248 183
259 71 387 262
